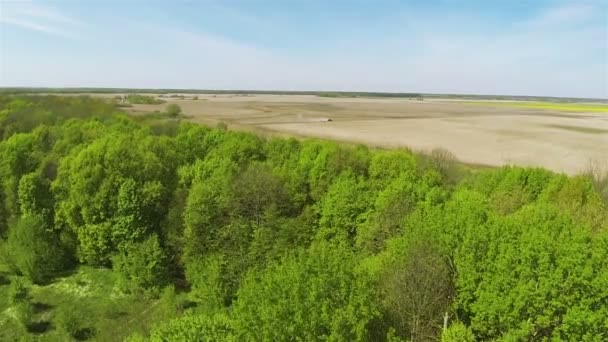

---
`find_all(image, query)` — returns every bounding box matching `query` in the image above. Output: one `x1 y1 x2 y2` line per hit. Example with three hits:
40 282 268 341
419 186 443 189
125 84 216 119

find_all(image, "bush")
8 277 34 331
55 303 95 340
418 148 463 186
442 322 474 342
148 312 236 341
14 301 34 331
233 242 378 341
113 234 168 297
155 285 182 321
185 254 227 312
216 121 228 130
165 104 182 118
9 276 29 305
6 214 67 283
583 161 608 203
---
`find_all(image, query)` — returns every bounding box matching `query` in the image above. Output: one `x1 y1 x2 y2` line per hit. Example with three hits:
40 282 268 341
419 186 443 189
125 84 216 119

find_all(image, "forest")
0 95 606 341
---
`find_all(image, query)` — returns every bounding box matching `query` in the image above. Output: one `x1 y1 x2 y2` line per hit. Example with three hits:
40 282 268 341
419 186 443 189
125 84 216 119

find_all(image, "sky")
0 0 606 98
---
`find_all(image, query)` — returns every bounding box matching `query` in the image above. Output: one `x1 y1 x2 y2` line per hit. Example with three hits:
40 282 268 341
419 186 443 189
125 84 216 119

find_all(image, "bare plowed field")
127 94 607 175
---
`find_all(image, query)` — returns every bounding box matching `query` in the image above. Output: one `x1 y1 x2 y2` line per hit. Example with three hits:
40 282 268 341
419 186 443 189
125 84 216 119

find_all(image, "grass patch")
546 124 608 134
462 101 608 113
0 266 185 341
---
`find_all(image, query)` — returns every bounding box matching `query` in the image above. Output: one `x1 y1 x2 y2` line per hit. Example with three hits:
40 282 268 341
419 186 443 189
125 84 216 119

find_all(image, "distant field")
117 94 608 175
462 101 608 113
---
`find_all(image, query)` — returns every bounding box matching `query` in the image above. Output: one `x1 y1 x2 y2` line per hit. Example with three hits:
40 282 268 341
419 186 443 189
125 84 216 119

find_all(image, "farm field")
124 94 608 175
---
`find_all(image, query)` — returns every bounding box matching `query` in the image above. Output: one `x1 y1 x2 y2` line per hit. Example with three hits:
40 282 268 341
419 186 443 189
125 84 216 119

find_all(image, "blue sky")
0 0 606 98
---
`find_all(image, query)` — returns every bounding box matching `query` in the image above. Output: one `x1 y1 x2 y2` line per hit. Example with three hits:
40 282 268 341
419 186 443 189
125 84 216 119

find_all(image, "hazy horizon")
1 86 607 100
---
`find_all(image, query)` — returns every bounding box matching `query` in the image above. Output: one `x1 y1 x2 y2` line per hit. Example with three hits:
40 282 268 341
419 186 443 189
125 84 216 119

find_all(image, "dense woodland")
0 95 606 341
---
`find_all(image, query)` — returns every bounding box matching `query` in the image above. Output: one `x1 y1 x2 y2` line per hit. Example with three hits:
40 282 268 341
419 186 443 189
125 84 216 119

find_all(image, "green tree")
356 172 421 253
380 240 454 341
316 170 372 243
53 132 173 265
455 203 607 340
185 253 228 311
230 163 291 225
233 241 378 341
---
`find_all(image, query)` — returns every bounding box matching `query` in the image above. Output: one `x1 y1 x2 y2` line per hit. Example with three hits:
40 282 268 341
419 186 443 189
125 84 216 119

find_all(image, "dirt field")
125 94 607 175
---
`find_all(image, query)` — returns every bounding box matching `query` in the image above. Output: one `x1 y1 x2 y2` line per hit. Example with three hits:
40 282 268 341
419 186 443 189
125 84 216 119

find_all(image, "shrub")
9 276 29 305
6 214 66 283
113 234 168 297
418 148 463 186
55 303 95 340
583 161 608 203
149 312 236 341
216 121 228 130
14 301 34 331
442 322 474 342
185 254 227 312
155 285 180 321
165 104 182 118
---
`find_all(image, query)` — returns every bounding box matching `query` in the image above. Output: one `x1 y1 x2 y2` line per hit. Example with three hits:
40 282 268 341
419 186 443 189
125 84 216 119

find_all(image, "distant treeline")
2 87 605 103
0 87 422 99
125 94 165 105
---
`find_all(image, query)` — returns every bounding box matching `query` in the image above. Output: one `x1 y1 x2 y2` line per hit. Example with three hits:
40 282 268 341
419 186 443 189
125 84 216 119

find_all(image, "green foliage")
156 285 180 321
185 254 227 311
165 103 182 118
113 234 169 296
231 162 292 224
0 95 115 139
233 241 379 341
317 170 372 243
584 162 608 203
8 277 33 332
442 322 474 342
467 166 555 214
357 170 442 253
53 131 174 265
456 204 608 340
5 214 66 283
14 301 34 331
147 312 236 341
9 276 29 305
55 302 95 340
127 94 165 105
418 148 464 186
0 95 606 341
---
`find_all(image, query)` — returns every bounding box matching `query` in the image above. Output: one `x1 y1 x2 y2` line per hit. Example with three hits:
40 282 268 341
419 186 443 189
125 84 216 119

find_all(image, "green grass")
0 266 182 341
462 101 608 113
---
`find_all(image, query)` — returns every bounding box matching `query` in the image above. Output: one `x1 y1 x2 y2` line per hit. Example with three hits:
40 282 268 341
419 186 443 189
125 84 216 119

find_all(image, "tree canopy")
0 94 606 341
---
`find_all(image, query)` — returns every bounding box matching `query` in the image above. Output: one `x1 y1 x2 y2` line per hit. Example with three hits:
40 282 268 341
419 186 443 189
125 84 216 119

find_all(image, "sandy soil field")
125 94 607 175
